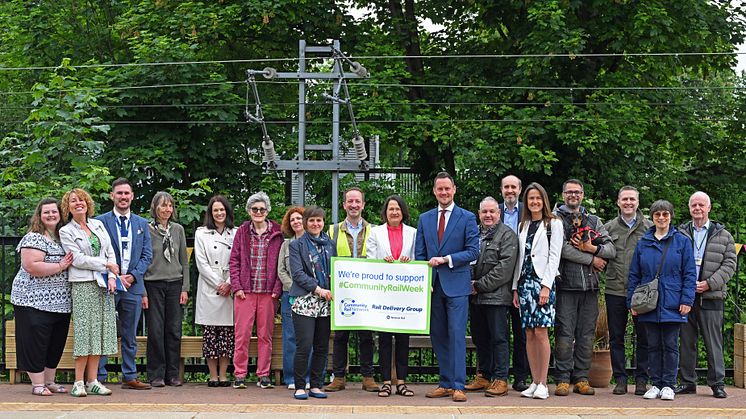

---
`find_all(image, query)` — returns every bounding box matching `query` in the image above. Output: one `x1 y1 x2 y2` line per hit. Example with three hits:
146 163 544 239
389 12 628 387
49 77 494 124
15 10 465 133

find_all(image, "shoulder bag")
630 239 672 314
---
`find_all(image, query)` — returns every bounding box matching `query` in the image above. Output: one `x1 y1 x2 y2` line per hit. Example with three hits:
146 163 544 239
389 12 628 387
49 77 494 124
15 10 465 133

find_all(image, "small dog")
571 212 603 245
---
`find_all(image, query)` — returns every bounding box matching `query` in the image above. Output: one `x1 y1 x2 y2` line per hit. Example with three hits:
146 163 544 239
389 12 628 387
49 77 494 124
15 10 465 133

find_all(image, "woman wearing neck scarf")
288 206 336 400
143 191 189 388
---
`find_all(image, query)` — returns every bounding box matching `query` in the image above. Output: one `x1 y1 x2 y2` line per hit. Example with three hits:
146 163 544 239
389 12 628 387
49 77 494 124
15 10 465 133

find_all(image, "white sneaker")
643 386 661 399
532 383 549 399
287 383 296 390
86 380 112 396
521 382 537 398
70 380 87 397
659 386 675 400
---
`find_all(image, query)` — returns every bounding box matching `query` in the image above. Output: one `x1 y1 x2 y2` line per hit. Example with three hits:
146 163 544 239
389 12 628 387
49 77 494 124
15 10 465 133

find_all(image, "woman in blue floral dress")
511 183 563 400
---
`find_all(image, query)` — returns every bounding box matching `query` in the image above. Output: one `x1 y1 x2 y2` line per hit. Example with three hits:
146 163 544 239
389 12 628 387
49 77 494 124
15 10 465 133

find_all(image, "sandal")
378 382 392 397
32 385 53 396
396 383 414 397
45 383 67 393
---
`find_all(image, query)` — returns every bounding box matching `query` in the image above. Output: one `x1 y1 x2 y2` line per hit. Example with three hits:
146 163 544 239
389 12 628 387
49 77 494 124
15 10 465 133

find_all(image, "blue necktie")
119 215 128 237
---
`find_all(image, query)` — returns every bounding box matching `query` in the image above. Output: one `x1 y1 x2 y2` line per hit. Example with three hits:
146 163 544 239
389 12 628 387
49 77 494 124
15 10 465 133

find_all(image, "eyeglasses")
652 211 671 218
250 207 268 214
563 190 583 196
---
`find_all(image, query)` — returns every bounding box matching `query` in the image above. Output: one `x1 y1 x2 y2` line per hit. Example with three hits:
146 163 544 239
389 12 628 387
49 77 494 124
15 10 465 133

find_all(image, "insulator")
352 134 367 161
263 67 277 79
262 139 277 162
349 61 368 78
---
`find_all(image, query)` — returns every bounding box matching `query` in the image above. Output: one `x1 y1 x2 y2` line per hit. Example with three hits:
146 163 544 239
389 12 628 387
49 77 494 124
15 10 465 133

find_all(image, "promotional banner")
331 258 432 334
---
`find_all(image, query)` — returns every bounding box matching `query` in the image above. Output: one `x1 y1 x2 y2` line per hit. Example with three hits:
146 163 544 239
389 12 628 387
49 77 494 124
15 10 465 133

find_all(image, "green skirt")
71 281 117 357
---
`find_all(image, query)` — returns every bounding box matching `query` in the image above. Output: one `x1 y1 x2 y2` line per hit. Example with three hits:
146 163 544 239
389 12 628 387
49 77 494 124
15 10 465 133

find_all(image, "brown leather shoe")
361 376 380 392
121 379 152 390
464 373 489 391
452 389 467 402
555 382 570 396
573 380 595 395
323 376 346 392
484 379 508 397
425 387 453 398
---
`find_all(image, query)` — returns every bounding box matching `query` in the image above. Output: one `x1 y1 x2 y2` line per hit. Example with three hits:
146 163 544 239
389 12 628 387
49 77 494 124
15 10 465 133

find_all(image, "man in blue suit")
416 171 479 402
97 177 153 390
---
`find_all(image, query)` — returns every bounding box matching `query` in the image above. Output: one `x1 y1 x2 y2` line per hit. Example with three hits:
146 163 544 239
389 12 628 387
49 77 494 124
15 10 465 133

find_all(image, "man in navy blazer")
97 178 153 389
499 175 530 392
416 172 479 402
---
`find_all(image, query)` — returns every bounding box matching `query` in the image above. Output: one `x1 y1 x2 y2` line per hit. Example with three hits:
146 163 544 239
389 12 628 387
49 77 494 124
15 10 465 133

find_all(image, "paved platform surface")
0 382 744 417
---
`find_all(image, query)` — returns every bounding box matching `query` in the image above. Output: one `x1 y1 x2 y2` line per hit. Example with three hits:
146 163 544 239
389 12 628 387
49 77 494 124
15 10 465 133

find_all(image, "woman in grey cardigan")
144 191 190 387
59 188 119 397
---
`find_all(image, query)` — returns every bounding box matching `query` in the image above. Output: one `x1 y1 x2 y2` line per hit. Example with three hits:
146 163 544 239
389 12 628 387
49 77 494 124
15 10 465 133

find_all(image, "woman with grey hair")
627 199 696 401
229 191 284 389
144 191 190 387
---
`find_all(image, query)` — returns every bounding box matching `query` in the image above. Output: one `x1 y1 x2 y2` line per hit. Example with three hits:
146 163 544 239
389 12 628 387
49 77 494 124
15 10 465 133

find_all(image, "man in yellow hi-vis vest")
324 187 379 393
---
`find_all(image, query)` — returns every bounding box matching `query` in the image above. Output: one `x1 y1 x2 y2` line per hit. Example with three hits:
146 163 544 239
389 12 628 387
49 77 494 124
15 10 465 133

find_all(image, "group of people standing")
10 172 737 403
462 176 736 402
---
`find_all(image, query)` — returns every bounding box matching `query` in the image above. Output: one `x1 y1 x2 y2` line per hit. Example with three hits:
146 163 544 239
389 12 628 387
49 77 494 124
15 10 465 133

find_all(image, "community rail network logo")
338 298 368 317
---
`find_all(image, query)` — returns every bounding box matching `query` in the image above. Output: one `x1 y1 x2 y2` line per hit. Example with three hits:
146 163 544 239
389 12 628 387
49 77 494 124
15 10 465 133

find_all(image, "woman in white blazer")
365 195 416 398
194 195 236 387
510 183 563 400
59 188 119 397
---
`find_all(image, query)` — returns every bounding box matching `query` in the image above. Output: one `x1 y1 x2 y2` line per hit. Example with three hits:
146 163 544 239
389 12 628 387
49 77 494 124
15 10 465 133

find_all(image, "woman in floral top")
11 198 74 396
288 206 336 400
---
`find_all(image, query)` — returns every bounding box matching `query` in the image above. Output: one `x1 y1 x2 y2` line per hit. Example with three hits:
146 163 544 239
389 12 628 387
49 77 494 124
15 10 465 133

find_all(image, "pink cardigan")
229 220 284 295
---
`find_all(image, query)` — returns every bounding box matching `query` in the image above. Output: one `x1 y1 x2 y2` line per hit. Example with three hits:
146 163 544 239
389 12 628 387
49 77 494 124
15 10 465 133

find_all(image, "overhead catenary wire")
1 80 744 96
0 51 742 72
1 118 740 125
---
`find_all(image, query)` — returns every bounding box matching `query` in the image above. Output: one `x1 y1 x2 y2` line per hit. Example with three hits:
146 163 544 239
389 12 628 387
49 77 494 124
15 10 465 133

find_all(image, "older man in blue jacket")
416 172 479 402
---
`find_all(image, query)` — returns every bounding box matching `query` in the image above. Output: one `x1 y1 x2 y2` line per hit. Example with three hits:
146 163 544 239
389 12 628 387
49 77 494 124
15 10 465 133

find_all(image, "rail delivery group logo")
339 298 369 317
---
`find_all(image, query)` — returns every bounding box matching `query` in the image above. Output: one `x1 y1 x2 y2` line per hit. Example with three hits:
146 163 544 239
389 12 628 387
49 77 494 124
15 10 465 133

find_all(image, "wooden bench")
5 319 288 384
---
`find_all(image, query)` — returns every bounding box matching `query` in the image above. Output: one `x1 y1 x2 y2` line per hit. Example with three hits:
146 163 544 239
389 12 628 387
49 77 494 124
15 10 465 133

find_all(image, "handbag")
631 240 672 314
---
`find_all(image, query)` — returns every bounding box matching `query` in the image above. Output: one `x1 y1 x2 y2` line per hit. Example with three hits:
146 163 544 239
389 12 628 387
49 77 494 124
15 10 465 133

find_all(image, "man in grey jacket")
604 186 653 395
465 197 518 397
676 191 737 398
553 179 615 396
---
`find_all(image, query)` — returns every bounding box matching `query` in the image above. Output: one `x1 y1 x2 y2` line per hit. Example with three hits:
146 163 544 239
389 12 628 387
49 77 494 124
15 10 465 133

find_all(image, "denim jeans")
469 303 510 381
646 322 680 389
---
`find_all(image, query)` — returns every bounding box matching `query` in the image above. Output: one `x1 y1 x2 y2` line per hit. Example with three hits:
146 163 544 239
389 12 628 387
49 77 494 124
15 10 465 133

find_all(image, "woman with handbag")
627 199 696 401
511 183 563 400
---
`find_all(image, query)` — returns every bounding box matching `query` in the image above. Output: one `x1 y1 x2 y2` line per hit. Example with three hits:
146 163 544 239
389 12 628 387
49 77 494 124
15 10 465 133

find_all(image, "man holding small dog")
552 179 615 396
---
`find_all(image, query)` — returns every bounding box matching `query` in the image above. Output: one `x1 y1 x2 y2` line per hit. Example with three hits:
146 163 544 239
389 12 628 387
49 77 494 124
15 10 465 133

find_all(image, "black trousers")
14 305 71 373
378 332 409 381
509 305 529 382
470 303 510 381
332 329 374 377
145 280 183 381
293 313 330 390
606 294 648 382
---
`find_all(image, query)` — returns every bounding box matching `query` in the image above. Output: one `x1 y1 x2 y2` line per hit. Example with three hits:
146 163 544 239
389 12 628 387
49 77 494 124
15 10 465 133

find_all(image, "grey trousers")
679 301 725 387
553 290 598 383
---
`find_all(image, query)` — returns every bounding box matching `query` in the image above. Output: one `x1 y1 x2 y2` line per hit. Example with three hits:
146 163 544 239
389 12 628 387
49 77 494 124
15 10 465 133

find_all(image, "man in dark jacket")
604 186 653 395
676 191 737 398
465 197 518 397
553 179 615 396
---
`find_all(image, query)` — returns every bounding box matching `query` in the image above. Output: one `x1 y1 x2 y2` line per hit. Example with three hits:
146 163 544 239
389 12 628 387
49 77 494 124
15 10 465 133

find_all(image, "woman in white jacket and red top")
59 188 119 397
365 195 417 397
511 183 563 400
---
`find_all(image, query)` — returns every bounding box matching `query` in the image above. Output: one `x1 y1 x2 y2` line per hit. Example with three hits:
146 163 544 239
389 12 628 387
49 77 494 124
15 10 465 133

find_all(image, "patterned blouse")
292 293 331 318
11 232 73 313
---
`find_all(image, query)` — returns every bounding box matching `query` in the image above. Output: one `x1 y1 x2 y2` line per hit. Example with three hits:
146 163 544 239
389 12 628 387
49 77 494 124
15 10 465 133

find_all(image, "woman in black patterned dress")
511 183 563 400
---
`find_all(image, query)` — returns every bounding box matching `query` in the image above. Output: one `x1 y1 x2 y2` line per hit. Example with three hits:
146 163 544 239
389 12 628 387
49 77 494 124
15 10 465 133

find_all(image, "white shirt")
437 202 456 268
114 209 132 274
